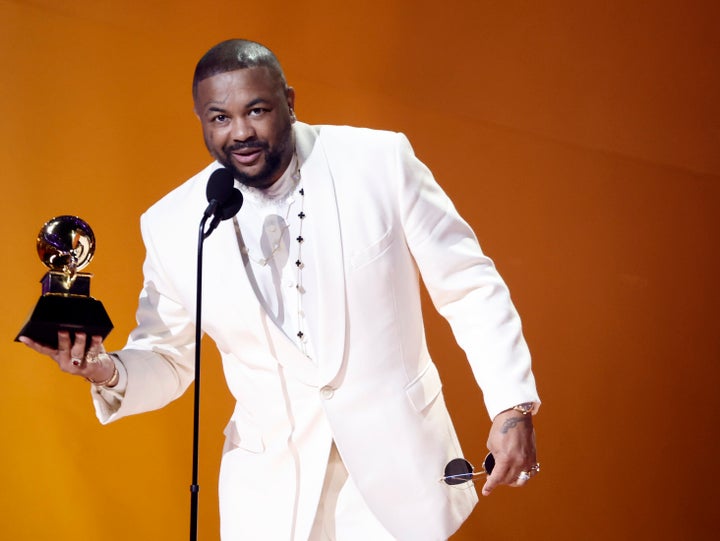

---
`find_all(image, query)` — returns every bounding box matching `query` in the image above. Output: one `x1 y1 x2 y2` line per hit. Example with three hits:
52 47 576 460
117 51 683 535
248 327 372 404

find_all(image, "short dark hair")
192 39 287 99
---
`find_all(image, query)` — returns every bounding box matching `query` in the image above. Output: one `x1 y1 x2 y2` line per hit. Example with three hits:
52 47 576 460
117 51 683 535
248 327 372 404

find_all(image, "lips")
231 148 263 166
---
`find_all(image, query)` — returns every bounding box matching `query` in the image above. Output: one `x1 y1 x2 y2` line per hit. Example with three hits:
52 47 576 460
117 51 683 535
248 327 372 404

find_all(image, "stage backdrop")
1 1 718 539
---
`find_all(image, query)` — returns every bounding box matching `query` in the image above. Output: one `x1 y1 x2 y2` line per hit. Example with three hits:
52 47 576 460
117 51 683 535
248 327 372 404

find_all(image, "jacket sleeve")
92 210 197 424
394 133 540 419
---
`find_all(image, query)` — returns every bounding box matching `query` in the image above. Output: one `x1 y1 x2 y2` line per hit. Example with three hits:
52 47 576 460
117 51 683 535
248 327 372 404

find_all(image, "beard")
209 122 294 190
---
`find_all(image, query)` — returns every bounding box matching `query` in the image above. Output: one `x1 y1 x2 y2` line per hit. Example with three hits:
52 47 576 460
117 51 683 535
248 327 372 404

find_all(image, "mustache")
225 140 269 152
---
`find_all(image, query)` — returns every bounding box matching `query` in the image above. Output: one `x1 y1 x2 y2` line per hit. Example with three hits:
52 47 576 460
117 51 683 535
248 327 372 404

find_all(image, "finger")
481 462 512 496
481 451 532 495
80 335 105 369
18 336 58 357
481 476 497 496
66 332 88 371
484 466 534 494
87 335 104 358
57 331 72 359
508 460 541 488
513 471 531 487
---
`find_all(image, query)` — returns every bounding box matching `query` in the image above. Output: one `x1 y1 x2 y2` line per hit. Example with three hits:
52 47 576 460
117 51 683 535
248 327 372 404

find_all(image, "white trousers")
308 443 396 541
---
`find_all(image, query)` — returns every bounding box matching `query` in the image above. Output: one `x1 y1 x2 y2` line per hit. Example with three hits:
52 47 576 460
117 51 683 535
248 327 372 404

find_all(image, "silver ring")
71 357 82 366
518 463 541 482
85 351 99 364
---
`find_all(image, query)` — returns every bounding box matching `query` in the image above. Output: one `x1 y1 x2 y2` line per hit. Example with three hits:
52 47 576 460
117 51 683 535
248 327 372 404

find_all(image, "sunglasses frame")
441 452 495 485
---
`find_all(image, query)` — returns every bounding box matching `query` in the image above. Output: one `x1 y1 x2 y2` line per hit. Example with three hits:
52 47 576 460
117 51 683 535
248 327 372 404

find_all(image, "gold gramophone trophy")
16 215 113 349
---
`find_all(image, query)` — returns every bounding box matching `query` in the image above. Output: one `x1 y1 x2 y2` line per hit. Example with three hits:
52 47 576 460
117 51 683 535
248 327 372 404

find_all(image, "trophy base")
16 294 114 349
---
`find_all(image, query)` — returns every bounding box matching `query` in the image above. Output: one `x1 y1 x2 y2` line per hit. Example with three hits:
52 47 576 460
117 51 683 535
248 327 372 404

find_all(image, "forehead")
194 67 284 109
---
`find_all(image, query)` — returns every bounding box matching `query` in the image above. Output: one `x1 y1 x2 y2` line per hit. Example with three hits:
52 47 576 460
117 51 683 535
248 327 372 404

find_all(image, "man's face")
194 67 295 189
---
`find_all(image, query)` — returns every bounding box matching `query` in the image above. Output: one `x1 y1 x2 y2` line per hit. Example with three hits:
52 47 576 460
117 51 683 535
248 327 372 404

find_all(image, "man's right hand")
18 331 116 385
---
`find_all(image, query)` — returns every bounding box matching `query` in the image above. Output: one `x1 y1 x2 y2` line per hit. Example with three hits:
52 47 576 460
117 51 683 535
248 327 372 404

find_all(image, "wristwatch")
512 402 535 415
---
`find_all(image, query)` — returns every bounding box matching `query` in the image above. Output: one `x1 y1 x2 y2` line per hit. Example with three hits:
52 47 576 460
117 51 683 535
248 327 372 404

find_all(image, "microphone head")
206 168 235 204
218 189 244 219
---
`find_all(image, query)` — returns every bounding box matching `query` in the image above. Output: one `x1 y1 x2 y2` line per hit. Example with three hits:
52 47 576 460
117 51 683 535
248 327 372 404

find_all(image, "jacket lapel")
203 123 348 387
295 124 348 385
202 188 321 386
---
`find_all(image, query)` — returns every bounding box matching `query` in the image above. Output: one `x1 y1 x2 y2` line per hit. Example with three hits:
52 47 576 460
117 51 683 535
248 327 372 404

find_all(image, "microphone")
204 168 243 236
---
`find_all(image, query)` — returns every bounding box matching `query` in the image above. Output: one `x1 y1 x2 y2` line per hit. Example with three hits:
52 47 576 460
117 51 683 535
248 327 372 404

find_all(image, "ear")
286 86 296 119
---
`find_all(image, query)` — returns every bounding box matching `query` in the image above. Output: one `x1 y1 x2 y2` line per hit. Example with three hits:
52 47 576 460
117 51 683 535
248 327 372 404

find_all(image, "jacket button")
319 386 335 400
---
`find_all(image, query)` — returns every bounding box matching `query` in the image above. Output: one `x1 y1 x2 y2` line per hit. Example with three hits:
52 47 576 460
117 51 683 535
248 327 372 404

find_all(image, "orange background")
2 1 718 539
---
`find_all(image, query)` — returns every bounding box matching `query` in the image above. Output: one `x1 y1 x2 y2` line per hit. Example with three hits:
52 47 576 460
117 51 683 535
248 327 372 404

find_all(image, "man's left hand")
481 407 538 496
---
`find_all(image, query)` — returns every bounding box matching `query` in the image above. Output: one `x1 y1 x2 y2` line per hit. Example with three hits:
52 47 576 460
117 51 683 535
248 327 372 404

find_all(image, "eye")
211 114 229 123
249 108 268 117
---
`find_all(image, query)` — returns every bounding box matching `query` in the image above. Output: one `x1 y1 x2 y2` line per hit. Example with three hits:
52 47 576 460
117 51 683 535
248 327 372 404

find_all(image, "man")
20 39 540 540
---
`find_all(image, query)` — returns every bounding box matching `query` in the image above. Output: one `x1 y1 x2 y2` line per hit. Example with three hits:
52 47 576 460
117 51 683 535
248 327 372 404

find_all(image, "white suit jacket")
95 122 539 540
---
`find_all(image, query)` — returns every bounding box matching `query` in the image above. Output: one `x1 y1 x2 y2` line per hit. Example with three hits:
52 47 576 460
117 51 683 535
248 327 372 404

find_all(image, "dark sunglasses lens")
482 453 495 475
443 458 474 485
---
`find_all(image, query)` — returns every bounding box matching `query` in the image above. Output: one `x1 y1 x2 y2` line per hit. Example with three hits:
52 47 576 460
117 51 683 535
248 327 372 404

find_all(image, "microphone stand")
190 209 219 541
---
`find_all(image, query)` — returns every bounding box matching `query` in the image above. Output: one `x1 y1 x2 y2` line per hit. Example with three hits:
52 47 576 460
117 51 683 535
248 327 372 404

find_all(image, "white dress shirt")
235 153 317 361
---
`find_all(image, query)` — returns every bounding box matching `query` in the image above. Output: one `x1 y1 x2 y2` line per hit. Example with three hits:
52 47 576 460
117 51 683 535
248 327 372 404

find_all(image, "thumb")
481 475 498 496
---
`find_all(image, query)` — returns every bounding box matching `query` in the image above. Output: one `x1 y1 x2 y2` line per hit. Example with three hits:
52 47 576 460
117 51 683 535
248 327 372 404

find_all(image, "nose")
230 117 256 142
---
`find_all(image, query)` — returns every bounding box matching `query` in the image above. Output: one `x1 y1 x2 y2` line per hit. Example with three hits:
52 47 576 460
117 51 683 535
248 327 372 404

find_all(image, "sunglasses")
441 453 495 485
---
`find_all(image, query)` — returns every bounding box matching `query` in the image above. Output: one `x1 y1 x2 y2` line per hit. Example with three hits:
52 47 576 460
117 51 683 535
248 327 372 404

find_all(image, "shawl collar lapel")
203 169 320 386
203 123 348 387
295 123 348 385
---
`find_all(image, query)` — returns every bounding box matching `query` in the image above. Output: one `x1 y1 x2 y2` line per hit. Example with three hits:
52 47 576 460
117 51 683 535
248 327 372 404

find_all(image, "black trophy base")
16 294 113 349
